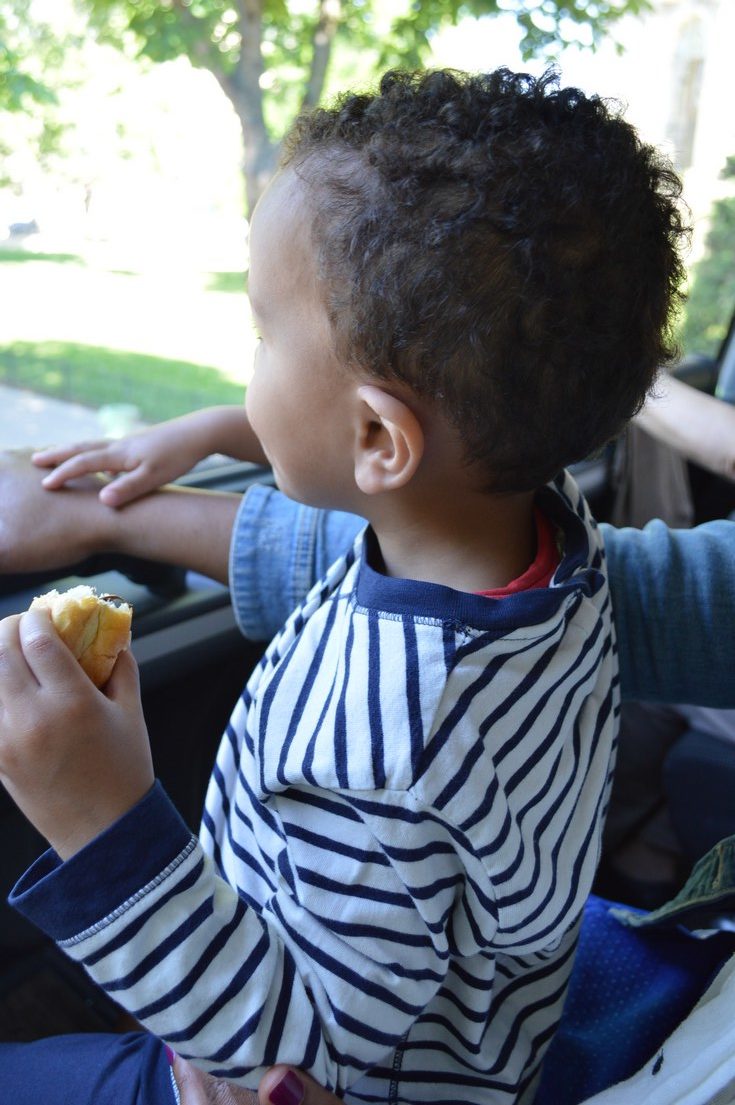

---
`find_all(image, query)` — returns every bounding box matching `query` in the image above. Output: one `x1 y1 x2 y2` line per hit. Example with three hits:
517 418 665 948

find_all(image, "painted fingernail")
164 1044 176 1066
269 1070 305 1105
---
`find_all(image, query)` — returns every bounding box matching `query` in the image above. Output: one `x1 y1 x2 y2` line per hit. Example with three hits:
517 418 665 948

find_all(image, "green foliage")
678 156 735 359
206 271 248 294
78 0 651 139
8 0 652 210
0 2 93 189
0 248 83 264
508 0 653 58
0 1 58 112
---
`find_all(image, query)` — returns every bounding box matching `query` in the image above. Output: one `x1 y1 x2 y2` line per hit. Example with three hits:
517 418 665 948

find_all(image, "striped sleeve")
11 779 483 1093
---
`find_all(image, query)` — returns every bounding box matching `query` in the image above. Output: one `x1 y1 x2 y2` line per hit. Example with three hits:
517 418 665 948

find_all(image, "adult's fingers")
171 1055 212 1104
258 1067 334 1105
172 1054 259 1105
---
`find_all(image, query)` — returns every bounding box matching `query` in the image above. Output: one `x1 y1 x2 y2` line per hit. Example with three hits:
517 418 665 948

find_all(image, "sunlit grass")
0 249 255 424
0 340 245 422
0 248 84 265
206 270 248 294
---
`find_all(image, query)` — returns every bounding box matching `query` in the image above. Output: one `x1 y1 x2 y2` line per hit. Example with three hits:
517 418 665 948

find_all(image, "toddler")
5 67 686 1105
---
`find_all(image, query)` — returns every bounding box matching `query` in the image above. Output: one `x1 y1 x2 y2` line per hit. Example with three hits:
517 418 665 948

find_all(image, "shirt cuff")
9 780 195 943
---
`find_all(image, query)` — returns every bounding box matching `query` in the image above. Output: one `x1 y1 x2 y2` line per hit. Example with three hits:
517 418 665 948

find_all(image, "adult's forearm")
105 485 242 584
637 374 735 482
0 450 240 585
604 518 735 707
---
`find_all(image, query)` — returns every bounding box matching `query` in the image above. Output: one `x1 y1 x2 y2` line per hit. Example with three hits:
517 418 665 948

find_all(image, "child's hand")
0 608 154 859
32 418 208 508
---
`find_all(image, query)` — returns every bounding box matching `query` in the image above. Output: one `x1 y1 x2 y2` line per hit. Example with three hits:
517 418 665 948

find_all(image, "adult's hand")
0 448 242 585
172 1055 259 1105
259 1067 331 1105
0 448 110 574
172 1058 327 1105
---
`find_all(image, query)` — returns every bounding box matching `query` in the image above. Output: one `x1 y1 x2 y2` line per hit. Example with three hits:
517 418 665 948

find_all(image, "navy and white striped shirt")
22 472 618 1105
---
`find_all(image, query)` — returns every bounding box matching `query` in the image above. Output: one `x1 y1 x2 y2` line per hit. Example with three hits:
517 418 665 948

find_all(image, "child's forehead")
248 168 323 306
254 167 313 225
250 169 318 260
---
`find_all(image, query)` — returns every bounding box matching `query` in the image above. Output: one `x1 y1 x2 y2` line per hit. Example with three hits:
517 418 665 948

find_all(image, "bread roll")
30 585 133 687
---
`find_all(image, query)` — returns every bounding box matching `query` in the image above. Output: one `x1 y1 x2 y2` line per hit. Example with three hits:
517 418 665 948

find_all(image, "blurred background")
2 0 734 447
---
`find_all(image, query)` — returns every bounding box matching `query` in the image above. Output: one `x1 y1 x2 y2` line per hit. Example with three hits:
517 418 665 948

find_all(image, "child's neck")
367 486 538 594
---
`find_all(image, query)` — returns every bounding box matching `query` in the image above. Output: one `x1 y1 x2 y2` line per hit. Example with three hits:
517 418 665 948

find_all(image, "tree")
0 0 58 113
78 0 651 213
679 154 735 360
0 1 83 191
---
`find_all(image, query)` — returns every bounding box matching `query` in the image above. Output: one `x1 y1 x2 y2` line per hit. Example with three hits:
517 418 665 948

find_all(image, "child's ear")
353 384 424 495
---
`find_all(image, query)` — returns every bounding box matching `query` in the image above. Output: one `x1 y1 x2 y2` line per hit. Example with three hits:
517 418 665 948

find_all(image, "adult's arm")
602 518 735 706
637 374 735 482
228 484 363 640
4 452 734 707
0 449 241 585
229 486 735 707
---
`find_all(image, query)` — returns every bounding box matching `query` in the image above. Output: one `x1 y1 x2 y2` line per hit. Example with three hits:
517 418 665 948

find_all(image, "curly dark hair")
281 67 688 493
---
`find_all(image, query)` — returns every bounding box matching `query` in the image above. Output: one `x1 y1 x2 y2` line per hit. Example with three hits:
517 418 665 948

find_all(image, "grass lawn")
0 246 254 424
0 341 245 422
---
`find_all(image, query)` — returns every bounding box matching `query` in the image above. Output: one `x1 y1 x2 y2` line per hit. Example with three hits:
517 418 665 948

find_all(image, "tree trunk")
179 0 339 214
301 0 341 112
170 0 276 214
228 0 278 214
234 101 279 216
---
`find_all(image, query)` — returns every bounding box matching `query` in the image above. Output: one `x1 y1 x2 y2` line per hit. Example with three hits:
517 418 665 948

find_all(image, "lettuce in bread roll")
30 585 133 687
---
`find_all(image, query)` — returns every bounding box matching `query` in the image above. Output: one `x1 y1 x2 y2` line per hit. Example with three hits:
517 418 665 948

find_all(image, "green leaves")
7 0 651 210
496 0 654 59
0 1 60 112
74 0 650 104
679 159 735 360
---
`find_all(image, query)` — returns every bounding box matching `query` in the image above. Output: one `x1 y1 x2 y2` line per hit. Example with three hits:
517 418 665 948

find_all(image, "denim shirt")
229 483 735 709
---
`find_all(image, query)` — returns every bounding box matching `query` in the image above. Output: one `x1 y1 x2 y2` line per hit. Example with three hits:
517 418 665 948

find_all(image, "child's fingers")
104 645 140 701
40 447 129 490
98 466 155 507
32 440 108 468
0 614 34 698
17 608 82 687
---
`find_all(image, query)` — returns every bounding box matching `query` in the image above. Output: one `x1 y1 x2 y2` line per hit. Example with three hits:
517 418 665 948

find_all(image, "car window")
2 0 734 456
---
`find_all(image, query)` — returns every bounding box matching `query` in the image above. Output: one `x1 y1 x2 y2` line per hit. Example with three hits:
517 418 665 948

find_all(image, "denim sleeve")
228 491 735 704
228 484 365 641
603 519 735 707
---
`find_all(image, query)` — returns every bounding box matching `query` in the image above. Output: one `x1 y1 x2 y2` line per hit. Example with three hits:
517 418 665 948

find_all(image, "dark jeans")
0 1032 175 1104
